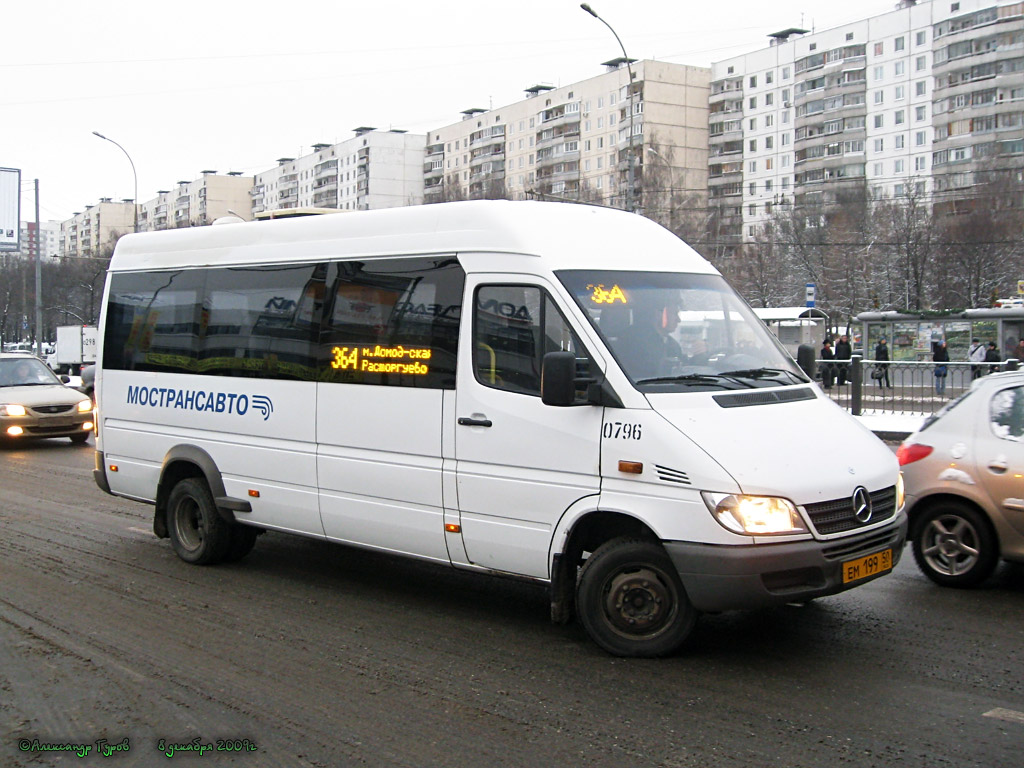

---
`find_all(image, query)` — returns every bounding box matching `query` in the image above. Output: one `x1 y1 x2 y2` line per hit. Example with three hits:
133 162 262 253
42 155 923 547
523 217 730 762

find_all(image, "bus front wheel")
576 537 696 657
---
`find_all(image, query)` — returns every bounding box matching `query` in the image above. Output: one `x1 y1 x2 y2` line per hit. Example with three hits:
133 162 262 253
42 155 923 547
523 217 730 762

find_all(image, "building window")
749 75 757 88
874 114 884 128
915 55 927 71
895 134 905 149
874 91 884 104
915 156 927 171
894 36 905 52
782 66 791 79
916 80 926 96
766 71 774 84
915 130 927 146
749 182 757 195
874 65 885 81
894 159 905 173
895 85 905 100
895 110 906 125
874 42 884 56
916 30 927 46
916 105 927 121
749 97 757 109
874 138 885 152
766 136 774 150
749 139 757 152
894 61 904 77
765 92 774 106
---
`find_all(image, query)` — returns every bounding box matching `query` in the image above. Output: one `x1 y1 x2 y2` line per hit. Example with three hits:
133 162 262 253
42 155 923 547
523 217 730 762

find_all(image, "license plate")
842 549 893 584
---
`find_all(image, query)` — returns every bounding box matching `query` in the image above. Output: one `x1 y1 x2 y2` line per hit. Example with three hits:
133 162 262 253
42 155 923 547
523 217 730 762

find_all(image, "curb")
873 431 911 442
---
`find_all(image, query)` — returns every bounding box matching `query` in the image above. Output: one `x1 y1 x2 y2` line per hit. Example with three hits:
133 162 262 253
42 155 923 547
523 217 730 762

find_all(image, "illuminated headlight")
702 492 807 535
77 399 93 413
896 472 906 511
0 404 27 417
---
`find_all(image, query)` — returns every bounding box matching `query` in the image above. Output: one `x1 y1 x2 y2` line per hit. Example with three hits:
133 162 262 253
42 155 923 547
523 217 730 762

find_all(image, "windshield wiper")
634 373 746 388
716 367 804 381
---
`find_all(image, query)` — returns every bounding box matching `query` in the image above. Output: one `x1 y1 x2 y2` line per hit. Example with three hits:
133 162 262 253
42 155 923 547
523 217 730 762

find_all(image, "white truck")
53 325 98 374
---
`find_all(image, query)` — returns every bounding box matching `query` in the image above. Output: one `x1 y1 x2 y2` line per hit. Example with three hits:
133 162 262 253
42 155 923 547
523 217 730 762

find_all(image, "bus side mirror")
796 344 817 380
541 351 577 406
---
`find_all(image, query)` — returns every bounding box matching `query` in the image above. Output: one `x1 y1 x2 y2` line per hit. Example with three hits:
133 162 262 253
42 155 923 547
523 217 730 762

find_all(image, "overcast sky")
4 0 900 222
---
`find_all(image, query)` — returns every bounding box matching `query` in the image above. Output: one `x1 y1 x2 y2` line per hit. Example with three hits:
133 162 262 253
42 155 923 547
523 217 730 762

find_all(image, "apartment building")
138 171 254 231
60 199 136 259
931 1 1024 212
251 129 425 216
424 60 710 214
708 0 1024 253
11 220 61 260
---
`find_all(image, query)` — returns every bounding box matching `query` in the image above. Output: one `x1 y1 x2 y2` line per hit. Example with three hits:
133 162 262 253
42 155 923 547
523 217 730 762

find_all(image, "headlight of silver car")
702 491 808 535
0 403 27 417
77 399 93 413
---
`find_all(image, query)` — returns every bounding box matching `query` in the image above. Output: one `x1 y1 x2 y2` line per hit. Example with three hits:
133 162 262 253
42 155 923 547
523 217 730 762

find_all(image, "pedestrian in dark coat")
984 341 1001 375
834 334 852 385
874 338 891 388
933 340 949 395
819 339 836 389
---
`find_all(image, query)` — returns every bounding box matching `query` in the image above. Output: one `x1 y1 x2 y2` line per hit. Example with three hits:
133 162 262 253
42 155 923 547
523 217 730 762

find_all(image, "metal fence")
814 356 1021 416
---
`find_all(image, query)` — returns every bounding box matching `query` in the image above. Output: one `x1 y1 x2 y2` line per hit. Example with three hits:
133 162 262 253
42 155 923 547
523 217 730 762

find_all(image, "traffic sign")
805 283 816 308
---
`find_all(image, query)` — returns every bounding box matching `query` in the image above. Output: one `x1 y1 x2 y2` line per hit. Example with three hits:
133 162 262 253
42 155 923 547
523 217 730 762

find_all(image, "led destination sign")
330 345 431 376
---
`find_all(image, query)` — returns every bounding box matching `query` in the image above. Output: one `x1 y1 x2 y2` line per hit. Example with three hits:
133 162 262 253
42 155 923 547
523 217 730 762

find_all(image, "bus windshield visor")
557 271 806 391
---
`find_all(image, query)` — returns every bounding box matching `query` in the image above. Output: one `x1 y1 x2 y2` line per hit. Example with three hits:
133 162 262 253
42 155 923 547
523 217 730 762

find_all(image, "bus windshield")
557 270 806 391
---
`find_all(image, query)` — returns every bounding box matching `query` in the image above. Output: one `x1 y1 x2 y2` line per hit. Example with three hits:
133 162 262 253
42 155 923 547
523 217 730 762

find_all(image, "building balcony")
279 173 298 185
313 177 337 190
315 161 338 178
313 190 338 206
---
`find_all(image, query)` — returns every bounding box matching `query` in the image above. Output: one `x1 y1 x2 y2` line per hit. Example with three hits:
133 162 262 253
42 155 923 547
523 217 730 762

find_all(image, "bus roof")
108 200 718 276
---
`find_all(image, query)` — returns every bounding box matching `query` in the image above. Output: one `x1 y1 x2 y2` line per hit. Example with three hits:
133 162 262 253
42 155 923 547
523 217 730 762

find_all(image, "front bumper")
1 413 93 439
665 511 908 612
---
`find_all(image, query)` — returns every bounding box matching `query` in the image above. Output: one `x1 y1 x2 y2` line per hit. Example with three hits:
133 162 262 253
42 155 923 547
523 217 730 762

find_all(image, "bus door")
453 278 602 579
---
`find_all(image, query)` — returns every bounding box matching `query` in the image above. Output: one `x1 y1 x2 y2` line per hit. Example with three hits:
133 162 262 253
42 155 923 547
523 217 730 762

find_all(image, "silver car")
898 370 1024 586
0 353 95 444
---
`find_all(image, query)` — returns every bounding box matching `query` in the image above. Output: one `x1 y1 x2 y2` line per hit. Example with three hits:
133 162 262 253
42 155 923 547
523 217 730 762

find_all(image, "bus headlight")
702 492 807 535
1 404 27 417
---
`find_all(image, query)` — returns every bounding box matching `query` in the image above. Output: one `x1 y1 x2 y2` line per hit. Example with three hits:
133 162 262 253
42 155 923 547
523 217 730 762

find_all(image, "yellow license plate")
842 549 893 584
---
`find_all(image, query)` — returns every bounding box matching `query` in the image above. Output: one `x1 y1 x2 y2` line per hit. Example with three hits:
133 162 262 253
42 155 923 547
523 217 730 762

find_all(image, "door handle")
987 459 1008 474
458 417 493 428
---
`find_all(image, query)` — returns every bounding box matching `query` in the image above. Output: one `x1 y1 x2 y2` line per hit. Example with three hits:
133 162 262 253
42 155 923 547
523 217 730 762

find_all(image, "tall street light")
92 131 138 233
581 3 636 213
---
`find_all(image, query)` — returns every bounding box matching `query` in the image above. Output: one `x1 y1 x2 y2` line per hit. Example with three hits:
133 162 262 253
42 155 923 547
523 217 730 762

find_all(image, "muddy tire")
576 537 696 657
166 478 231 565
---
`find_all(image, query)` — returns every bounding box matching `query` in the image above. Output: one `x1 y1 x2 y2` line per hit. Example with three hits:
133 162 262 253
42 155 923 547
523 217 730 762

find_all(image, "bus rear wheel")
576 537 696 657
167 478 231 565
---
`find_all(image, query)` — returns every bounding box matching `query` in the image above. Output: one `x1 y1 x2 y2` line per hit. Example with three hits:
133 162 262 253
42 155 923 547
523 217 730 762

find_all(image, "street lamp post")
580 3 636 213
92 131 138 233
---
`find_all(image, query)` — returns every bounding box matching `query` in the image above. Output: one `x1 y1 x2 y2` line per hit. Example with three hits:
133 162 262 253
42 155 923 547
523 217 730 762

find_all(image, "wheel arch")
549 506 661 624
154 445 231 539
907 491 998 545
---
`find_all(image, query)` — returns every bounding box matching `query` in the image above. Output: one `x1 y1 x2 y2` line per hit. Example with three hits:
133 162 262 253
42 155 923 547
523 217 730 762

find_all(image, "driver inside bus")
616 297 683 380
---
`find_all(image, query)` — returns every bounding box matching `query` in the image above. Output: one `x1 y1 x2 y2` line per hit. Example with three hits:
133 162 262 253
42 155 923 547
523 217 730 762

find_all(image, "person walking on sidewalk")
933 340 949 396
835 334 852 386
985 341 1001 375
969 338 986 379
820 339 836 389
874 338 892 389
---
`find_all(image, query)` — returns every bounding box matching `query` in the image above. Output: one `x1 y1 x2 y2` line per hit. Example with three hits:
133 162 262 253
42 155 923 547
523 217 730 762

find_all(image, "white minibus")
93 201 906 657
